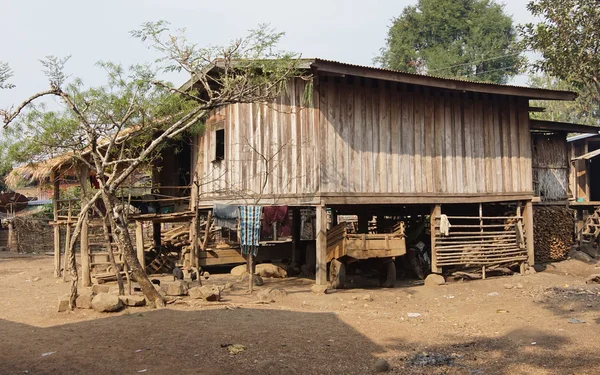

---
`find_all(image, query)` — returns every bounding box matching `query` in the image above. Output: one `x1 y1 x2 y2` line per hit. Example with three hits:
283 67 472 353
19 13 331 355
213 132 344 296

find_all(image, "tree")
0 61 14 89
2 22 302 308
528 73 600 125
520 0 600 107
376 0 521 84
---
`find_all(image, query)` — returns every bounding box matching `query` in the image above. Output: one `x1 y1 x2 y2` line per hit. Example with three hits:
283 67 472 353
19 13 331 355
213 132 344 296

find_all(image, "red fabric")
262 205 291 238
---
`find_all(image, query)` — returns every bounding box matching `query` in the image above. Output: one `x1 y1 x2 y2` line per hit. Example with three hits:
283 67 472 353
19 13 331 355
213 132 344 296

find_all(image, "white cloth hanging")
439 214 451 236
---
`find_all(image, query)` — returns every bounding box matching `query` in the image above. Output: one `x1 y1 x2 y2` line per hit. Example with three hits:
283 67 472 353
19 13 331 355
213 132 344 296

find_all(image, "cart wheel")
379 261 396 288
329 259 346 289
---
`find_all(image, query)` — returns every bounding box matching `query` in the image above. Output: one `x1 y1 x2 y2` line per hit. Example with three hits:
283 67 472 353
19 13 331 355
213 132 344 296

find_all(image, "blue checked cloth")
239 205 262 256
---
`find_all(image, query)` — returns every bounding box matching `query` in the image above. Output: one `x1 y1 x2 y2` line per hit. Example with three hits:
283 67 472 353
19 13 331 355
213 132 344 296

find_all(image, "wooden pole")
81 216 91 287
291 208 300 264
62 201 72 282
152 222 161 249
135 221 146 271
431 204 442 273
315 204 327 286
7 220 14 252
53 176 61 278
523 200 535 266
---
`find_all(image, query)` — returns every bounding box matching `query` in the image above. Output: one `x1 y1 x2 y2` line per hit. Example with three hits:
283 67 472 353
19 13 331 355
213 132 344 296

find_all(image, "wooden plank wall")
317 76 533 196
193 78 319 201
192 75 533 202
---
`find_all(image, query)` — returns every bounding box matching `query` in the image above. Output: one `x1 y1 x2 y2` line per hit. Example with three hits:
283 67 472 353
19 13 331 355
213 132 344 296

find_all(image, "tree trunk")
102 214 125 295
102 191 165 307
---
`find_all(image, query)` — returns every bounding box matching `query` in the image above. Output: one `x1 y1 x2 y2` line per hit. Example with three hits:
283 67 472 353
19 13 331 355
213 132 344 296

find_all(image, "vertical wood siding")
193 76 533 201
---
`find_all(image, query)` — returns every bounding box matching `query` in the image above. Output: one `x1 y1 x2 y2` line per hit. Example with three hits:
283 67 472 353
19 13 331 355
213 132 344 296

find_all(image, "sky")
0 0 539 110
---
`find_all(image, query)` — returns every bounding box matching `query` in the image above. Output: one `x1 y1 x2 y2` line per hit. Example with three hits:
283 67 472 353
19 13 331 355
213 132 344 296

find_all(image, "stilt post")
315 204 328 285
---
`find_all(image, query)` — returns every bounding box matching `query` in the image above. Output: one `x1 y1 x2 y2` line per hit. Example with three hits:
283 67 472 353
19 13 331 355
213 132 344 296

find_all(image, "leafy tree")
520 0 600 106
1 22 302 308
528 73 600 126
0 61 14 89
376 0 521 84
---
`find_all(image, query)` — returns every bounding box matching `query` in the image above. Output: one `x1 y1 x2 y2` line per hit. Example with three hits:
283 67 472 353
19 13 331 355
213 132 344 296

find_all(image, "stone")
189 286 221 301
76 293 94 309
257 288 287 303
231 264 247 276
532 264 545 272
311 284 329 294
57 295 70 312
91 293 123 312
362 294 373 302
92 284 110 294
239 273 264 286
118 295 146 307
580 243 599 259
373 358 390 372
515 283 524 289
255 263 288 278
166 280 189 296
571 250 594 263
32 276 41 282
503 284 514 289
586 274 600 284
424 274 445 287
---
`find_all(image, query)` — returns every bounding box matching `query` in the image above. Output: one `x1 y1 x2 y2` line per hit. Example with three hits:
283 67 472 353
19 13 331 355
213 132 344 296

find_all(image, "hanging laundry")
213 203 239 229
262 205 291 238
239 205 262 256
439 214 452 236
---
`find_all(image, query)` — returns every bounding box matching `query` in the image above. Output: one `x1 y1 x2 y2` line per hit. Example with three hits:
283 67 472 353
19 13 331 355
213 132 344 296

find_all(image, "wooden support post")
53 176 61 278
7 221 14 252
152 222 161 249
482 265 486 280
136 221 145 271
315 204 328 286
523 200 535 266
81 215 91 287
62 201 72 282
291 208 300 264
431 204 442 273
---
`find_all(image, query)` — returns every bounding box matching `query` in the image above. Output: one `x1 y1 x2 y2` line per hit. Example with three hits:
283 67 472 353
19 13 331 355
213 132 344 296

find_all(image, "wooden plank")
443 93 454 193
136 221 145 271
433 93 444 192
500 97 512 192
463 94 474 192
518 98 532 193
423 89 434 193
403 89 415 192
509 97 520 192
524 200 535 265
492 95 503 193
363 79 373 193
379 83 391 193
391 83 401 192
337 80 348 193
452 92 464 193
371 82 381 192
316 204 328 285
431 204 442 273
414 89 424 192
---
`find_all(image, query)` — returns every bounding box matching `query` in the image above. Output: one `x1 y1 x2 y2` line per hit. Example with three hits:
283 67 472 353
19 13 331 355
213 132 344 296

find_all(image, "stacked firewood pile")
533 206 573 262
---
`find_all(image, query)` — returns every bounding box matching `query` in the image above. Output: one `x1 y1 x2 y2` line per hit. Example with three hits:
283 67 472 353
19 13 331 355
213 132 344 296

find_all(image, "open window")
214 129 225 162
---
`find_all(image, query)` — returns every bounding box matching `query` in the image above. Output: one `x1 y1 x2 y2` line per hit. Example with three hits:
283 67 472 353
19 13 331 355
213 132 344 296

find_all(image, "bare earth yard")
1 253 599 375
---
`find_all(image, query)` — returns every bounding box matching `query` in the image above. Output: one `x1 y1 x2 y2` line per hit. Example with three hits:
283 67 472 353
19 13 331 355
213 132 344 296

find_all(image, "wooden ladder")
580 206 600 245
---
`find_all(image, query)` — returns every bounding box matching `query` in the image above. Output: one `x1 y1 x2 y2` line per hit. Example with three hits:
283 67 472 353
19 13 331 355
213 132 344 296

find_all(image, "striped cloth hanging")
239 205 262 256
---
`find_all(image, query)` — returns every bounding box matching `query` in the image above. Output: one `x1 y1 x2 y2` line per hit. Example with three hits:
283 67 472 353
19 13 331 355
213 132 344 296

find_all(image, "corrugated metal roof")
311 58 576 101
573 148 600 161
567 133 600 143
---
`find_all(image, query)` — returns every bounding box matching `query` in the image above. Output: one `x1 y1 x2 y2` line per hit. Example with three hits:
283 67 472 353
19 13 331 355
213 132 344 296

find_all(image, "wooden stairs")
580 206 600 245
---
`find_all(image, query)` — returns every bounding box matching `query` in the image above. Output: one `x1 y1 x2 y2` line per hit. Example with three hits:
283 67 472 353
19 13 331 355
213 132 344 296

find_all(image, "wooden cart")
326 222 406 288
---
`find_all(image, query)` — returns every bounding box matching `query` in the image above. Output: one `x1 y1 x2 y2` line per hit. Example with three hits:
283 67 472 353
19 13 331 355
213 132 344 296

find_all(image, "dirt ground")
1 253 600 375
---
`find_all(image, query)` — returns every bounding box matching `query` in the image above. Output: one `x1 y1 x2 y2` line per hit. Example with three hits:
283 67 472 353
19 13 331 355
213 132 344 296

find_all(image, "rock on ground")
230 264 247 276
57 295 70 312
373 358 390 372
257 288 287 303
311 284 328 294
571 250 594 263
580 243 599 259
91 284 110 294
91 293 123 313
424 274 445 287
118 295 146 307
76 293 94 309
166 280 189 296
238 273 264 286
586 274 600 284
363 294 373 302
189 286 221 301
255 263 288 278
